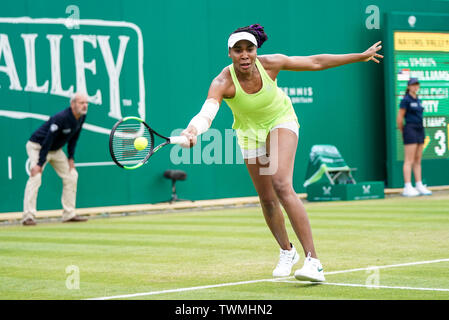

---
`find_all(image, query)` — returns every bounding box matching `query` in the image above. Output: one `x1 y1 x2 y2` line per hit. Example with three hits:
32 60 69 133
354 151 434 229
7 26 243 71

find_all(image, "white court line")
277 280 449 292
86 278 276 300
86 258 449 300
323 258 449 276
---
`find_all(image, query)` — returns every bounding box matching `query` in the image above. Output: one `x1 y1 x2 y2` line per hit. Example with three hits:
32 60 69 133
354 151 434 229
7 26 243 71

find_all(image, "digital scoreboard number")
393 31 449 160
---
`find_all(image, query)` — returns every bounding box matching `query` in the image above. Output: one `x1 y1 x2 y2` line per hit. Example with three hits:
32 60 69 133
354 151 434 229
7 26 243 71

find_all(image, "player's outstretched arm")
180 70 230 147
267 41 383 72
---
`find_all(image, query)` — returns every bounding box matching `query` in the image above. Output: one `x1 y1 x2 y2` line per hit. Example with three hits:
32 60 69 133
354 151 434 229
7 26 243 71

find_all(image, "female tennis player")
180 24 383 282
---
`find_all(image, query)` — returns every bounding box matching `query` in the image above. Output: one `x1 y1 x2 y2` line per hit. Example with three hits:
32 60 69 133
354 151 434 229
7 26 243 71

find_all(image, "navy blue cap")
408 78 420 85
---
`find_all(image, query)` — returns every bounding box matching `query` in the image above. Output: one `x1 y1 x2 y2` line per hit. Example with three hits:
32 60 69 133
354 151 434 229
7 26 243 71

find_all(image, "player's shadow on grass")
295 283 323 288
274 280 323 288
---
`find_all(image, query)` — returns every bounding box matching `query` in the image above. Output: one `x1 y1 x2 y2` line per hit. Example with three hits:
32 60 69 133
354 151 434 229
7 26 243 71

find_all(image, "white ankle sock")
405 182 412 189
416 181 424 188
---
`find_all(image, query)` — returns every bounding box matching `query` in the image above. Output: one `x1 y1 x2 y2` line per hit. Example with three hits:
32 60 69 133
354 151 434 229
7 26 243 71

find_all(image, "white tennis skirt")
240 121 299 159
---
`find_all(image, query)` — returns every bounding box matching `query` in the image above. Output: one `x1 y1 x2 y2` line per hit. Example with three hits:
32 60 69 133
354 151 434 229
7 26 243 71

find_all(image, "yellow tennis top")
223 58 299 150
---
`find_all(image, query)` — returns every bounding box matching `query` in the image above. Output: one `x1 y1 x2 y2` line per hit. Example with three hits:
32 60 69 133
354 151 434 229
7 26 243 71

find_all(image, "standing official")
22 92 89 226
397 78 432 197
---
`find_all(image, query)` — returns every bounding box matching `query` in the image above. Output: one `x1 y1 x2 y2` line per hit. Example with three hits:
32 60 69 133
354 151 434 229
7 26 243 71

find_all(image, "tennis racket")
109 116 188 169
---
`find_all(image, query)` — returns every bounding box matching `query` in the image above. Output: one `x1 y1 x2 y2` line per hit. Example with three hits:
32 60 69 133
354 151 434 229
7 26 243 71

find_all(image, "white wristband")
188 99 220 135
198 98 220 120
188 115 210 135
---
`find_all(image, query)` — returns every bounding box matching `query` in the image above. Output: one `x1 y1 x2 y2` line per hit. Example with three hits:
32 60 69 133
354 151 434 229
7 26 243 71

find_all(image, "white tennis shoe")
402 185 420 197
272 244 299 277
294 252 325 282
415 184 432 196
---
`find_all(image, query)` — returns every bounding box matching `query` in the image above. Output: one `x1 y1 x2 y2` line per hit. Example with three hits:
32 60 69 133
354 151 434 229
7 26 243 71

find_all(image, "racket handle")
169 135 189 145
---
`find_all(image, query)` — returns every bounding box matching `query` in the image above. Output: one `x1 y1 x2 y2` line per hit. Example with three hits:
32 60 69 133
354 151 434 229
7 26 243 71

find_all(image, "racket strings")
111 120 153 165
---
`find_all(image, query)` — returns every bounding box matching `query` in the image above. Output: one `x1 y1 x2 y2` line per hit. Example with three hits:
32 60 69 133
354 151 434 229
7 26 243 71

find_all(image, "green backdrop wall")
1 0 449 213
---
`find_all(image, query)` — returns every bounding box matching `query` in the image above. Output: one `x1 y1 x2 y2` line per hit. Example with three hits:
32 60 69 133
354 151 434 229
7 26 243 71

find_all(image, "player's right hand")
361 41 383 63
30 165 42 177
180 127 197 148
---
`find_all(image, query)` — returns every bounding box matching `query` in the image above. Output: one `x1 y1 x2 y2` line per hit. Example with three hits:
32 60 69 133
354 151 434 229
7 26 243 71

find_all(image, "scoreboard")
384 13 449 187
394 32 449 160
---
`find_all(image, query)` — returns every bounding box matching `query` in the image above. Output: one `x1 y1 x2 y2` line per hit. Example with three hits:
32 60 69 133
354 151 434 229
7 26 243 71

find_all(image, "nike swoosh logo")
317 268 323 272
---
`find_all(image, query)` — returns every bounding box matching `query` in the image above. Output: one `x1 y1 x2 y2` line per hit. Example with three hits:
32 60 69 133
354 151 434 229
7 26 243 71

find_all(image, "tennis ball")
134 137 148 150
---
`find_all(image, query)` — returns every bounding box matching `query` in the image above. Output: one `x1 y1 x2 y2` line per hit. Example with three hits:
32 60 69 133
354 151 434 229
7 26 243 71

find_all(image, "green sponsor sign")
307 181 385 202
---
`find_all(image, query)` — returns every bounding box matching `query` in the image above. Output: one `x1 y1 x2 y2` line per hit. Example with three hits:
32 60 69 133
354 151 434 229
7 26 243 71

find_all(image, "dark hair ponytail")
405 87 410 96
232 24 268 48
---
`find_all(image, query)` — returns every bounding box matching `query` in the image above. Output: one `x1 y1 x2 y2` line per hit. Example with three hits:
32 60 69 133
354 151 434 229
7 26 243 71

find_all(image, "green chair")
303 145 357 187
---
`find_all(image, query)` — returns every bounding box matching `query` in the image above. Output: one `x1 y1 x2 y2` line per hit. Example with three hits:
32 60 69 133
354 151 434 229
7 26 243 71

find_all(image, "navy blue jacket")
29 108 86 166
399 93 424 125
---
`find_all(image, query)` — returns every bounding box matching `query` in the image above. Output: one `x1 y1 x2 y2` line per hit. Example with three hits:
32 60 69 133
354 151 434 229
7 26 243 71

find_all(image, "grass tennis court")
1 192 448 300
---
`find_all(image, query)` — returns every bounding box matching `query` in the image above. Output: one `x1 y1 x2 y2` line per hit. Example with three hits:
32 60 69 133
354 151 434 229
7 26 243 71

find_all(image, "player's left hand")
362 41 384 63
